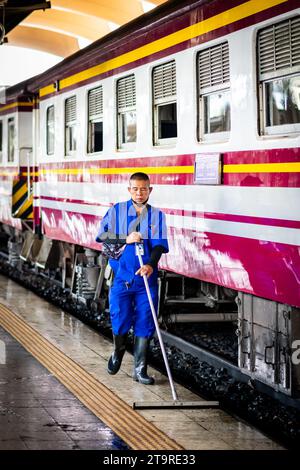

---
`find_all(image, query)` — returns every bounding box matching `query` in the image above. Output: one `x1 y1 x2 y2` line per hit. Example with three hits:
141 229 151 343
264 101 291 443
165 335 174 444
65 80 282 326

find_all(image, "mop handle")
136 247 178 401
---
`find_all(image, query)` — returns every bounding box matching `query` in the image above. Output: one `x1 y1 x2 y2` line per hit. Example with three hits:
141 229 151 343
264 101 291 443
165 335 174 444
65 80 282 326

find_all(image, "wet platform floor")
0 326 129 450
0 275 285 450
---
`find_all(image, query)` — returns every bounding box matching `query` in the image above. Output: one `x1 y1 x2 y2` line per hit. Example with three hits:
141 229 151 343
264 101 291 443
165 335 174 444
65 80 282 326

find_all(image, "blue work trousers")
109 277 158 338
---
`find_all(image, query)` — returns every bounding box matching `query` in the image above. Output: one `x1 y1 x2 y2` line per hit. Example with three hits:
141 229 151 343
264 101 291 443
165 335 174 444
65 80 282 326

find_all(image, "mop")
132 243 219 410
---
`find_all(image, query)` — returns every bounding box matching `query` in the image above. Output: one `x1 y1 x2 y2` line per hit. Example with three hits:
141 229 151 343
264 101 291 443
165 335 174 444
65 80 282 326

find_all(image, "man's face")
128 179 152 205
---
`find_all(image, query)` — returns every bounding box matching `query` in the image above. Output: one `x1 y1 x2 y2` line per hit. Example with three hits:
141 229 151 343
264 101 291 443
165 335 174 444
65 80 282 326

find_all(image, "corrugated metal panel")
88 86 103 118
198 42 229 90
65 96 77 124
153 61 176 102
258 16 300 78
117 75 136 110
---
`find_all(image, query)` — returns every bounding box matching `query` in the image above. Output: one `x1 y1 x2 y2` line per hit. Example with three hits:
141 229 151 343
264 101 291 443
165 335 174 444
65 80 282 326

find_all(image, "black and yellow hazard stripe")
12 178 33 219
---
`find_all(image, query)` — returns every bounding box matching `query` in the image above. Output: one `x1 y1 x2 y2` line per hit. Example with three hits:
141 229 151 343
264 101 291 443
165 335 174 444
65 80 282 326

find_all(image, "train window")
0 120 2 163
117 75 136 149
197 42 230 141
153 60 177 145
46 105 55 155
88 86 103 153
65 96 77 156
7 117 15 163
258 16 300 135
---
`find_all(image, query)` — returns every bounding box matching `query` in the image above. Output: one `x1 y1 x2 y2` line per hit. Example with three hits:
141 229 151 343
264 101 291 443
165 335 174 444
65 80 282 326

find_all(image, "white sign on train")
194 153 222 185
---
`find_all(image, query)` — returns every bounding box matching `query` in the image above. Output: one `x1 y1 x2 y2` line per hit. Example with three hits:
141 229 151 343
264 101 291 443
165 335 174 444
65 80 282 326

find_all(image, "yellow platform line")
0 303 183 450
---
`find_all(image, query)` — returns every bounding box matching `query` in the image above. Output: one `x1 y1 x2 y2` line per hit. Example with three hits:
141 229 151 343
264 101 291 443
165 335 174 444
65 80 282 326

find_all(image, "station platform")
0 327 129 450
0 274 284 451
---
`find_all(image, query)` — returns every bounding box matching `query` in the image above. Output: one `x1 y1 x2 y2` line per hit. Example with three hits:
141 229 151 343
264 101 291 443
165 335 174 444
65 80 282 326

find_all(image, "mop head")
133 400 219 410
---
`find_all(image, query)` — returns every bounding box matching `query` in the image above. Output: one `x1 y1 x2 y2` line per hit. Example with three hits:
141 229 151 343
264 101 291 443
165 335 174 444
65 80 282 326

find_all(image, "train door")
18 95 44 263
11 96 34 222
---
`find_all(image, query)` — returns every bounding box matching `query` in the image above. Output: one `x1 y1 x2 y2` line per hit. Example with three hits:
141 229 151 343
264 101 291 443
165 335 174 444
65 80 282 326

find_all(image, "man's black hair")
129 172 150 182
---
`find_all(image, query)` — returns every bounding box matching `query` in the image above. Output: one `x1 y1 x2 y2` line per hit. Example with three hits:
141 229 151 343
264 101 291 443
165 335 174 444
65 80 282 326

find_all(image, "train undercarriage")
0 222 299 400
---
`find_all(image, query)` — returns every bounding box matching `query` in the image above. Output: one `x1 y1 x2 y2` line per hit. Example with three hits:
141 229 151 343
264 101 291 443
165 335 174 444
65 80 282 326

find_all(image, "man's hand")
135 264 153 278
126 232 142 244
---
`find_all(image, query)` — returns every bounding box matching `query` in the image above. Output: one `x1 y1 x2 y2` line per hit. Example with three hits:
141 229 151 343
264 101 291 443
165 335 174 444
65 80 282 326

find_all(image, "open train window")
65 96 77 156
7 117 15 163
153 60 177 145
46 105 55 155
0 120 3 163
197 42 231 142
117 75 136 149
258 16 300 136
87 86 103 154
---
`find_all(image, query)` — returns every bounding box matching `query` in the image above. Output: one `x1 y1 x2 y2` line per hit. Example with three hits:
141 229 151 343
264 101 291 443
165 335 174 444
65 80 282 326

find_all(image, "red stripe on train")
40 207 300 307
38 147 300 187
38 195 300 230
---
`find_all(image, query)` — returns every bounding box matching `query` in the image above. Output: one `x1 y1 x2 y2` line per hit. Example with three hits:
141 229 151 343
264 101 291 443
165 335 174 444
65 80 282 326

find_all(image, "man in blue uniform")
96 172 169 385
96 173 169 385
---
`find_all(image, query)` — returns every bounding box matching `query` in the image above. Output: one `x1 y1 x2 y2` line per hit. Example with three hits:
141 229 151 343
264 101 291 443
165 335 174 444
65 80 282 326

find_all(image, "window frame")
198 85 231 142
7 117 15 163
87 86 103 154
46 105 55 155
197 41 231 142
64 95 77 157
260 74 300 135
152 60 177 146
116 75 136 150
257 16 300 136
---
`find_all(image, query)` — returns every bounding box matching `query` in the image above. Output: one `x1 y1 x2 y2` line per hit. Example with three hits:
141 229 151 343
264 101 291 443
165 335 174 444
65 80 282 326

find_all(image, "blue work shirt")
96 199 169 286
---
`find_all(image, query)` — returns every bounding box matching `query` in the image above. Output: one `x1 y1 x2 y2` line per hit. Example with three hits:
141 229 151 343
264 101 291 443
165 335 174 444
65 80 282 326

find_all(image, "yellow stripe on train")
223 162 300 173
39 0 287 97
5 161 299 180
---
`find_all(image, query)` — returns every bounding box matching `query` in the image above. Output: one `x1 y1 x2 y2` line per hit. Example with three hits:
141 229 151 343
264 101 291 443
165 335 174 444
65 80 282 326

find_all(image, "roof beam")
21 9 111 41
6 26 79 57
3 0 51 34
145 0 166 4
4 1 51 13
3 0 168 58
50 0 144 24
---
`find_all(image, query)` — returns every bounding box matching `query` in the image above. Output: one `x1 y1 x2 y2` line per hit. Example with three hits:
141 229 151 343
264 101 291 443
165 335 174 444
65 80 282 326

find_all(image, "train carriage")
0 0 299 396
0 85 34 260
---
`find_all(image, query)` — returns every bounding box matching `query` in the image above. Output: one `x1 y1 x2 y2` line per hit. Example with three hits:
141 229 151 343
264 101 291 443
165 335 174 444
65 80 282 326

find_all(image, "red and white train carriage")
0 0 299 395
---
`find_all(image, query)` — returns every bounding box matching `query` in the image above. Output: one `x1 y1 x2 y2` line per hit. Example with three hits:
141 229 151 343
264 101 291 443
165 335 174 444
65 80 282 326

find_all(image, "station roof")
1 1 50 34
1 0 168 58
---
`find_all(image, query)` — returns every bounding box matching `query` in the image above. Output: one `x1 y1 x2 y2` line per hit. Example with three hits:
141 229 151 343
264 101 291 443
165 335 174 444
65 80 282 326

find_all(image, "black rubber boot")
107 334 127 375
133 336 154 385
